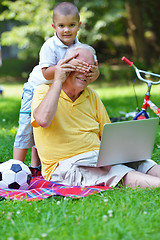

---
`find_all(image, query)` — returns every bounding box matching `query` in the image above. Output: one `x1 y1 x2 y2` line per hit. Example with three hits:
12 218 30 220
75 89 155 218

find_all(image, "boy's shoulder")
40 35 62 54
43 35 57 45
42 35 67 50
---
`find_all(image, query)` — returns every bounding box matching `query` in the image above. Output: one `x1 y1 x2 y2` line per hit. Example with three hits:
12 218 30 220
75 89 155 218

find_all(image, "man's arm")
33 57 76 128
33 80 62 128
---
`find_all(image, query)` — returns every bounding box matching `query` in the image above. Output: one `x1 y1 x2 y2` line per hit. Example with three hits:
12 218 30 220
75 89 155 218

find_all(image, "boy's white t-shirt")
28 34 80 89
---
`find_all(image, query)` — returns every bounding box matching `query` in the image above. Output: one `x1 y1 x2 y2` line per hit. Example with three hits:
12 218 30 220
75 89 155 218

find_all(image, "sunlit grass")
0 83 23 98
95 83 160 99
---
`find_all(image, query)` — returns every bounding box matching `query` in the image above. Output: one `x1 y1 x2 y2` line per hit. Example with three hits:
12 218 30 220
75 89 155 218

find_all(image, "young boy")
13 2 99 174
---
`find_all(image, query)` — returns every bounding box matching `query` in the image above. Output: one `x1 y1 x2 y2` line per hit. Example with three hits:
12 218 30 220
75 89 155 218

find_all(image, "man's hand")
54 55 78 84
85 60 99 83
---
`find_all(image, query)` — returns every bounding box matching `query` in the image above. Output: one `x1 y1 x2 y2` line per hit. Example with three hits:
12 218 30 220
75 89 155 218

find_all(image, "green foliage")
0 0 56 59
79 0 126 43
0 0 127 61
1 0 160 66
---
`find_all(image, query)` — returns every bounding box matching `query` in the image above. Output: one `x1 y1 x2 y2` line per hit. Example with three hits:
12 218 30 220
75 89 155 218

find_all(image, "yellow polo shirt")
31 84 110 180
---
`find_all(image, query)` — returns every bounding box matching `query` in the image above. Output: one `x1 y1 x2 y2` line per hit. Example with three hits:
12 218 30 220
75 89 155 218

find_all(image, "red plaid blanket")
0 176 111 201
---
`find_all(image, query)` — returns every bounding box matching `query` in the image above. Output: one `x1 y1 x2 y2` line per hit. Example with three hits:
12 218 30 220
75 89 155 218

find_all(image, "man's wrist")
51 80 63 89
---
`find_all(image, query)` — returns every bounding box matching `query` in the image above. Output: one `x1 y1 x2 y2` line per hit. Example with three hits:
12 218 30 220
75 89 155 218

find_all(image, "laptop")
73 118 159 167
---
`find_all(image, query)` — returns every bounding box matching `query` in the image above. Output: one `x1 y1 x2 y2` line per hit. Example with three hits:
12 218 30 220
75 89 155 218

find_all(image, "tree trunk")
125 0 149 63
145 0 160 56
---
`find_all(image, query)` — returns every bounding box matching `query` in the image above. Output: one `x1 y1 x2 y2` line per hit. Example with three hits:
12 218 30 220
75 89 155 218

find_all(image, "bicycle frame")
133 94 160 120
121 56 160 120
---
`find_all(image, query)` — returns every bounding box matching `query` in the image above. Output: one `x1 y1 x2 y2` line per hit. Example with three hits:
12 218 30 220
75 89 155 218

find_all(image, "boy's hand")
69 58 90 73
85 60 99 82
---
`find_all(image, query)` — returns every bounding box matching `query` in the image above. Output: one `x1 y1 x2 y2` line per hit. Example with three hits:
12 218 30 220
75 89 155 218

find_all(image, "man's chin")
77 82 88 91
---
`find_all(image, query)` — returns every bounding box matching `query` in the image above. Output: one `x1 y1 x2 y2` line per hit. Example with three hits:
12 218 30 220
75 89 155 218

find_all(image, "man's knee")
146 164 160 178
121 170 160 189
121 170 137 187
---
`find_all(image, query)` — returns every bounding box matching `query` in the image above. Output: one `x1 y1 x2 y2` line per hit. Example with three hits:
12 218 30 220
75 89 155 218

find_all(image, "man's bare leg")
122 170 160 189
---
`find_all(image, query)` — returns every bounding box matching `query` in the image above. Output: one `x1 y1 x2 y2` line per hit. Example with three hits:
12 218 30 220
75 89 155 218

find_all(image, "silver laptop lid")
97 118 159 167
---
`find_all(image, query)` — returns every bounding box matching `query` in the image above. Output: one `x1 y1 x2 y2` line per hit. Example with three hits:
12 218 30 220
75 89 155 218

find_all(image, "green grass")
0 82 160 240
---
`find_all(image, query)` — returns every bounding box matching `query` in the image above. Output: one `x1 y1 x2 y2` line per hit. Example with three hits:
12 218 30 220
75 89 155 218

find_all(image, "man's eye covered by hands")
55 53 99 84
69 56 99 82
68 58 91 73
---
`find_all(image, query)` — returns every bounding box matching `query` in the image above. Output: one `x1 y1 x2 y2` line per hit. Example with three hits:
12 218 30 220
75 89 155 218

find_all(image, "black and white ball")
0 159 32 190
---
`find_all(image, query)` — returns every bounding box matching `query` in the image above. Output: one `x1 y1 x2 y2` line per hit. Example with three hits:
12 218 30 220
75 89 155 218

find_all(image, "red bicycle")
121 56 160 120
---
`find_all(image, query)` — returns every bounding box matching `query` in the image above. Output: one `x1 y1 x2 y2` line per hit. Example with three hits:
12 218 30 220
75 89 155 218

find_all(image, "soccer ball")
0 159 32 190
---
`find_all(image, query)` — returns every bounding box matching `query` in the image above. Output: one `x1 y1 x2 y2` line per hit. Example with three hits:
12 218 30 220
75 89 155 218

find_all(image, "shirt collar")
60 88 89 105
54 33 80 48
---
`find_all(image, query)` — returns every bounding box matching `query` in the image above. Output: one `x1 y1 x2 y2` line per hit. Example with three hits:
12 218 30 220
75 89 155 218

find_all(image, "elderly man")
31 43 160 188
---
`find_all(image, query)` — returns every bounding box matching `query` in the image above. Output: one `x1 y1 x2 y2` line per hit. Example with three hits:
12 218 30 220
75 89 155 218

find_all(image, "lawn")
0 82 160 240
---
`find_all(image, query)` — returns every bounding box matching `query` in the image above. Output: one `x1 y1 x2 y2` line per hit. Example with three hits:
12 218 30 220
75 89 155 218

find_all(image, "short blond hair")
53 2 80 22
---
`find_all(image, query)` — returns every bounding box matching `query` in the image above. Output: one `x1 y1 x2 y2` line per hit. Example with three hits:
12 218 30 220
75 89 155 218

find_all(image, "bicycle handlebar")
121 56 160 85
121 56 133 67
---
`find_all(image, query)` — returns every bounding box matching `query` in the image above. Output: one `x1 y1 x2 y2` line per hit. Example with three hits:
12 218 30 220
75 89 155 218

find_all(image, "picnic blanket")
0 176 111 201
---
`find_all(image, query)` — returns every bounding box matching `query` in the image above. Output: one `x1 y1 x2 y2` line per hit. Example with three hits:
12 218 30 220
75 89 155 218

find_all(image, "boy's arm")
42 65 56 80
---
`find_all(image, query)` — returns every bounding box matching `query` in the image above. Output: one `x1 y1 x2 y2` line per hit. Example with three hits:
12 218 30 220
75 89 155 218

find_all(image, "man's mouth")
77 77 87 82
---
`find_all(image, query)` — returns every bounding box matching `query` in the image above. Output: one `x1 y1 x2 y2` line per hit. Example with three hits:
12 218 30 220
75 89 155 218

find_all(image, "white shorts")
50 150 157 187
14 82 35 149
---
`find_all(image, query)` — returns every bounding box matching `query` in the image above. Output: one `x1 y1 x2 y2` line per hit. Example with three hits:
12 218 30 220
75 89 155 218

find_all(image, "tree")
0 0 160 65
0 0 57 59
143 0 160 57
78 0 126 62
125 0 160 64
125 0 148 61
0 0 126 62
